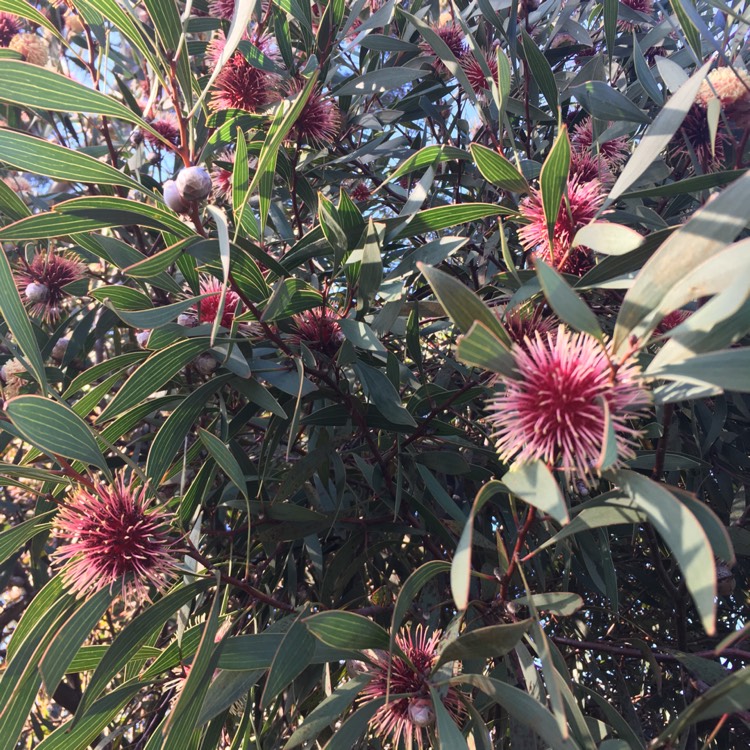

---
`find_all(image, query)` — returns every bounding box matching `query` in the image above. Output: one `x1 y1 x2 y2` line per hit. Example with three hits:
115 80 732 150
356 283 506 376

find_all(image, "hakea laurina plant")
2 0 750 746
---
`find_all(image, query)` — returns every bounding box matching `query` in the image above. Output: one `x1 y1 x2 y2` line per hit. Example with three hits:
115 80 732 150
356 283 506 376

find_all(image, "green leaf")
73 580 213 722
108 296 202 329
390 560 451 655
455 675 581 750
520 27 558 112
672 0 701 57
97 338 210 422
648 348 750 393
513 592 584 616
632 34 663 105
355 362 416 427
0 130 143 191
57 196 194 237
0 245 47 389
0 171 30 221
418 263 510 342
162 581 223 748
305 611 391 651
540 126 571 248
616 471 717 634
5 396 109 473
470 143 529 193
197 669 264 725
607 58 712 204
124 237 197 279
146 374 232 483
39 586 115 697
435 620 532 667
535 257 602 338
452 481 504 611
335 67 424 96
613 172 750 350
572 222 644 256
502 460 570 526
430 685 469 749
322 699 383 750
383 145 469 187
389 203 509 240
656 666 750 744
571 81 651 124
0 510 54 566
456 321 516 376
623 169 745 199
35 682 142 750
198 428 248 501
284 675 370 749
0 61 167 143
359 220 383 305
261 612 316 709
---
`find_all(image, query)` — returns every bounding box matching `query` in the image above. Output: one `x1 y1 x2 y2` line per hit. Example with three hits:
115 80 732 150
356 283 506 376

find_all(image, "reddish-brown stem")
498 507 537 602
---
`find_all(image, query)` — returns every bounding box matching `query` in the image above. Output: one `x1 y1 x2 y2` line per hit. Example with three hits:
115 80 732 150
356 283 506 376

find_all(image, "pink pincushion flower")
208 0 235 19
461 50 498 94
144 117 180 149
287 81 342 147
198 276 240 329
290 307 344 357
570 149 614 186
358 625 465 749
0 12 21 46
695 68 750 117
51 473 180 600
211 150 236 202
674 104 728 173
618 0 654 30
486 327 649 483
15 251 86 323
571 117 630 168
518 176 605 275
207 35 281 113
503 304 558 348
654 309 692 336
421 23 467 75
351 181 372 202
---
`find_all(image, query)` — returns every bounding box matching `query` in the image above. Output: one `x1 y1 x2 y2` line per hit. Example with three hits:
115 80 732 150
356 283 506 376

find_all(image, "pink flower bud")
176 166 212 202
51 337 69 361
25 282 49 303
136 330 151 348
177 312 198 328
194 353 217 375
408 698 435 728
163 179 189 214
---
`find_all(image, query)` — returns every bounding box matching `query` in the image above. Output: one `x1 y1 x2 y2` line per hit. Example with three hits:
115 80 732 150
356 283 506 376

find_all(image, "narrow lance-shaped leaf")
0 129 144 191
539 126 571 253
5 396 110 474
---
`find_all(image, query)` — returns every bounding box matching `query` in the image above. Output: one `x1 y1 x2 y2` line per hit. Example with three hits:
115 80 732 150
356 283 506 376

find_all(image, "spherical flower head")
503 304 558 348
674 104 727 173
617 0 654 30
176 165 212 202
163 179 189 214
290 307 344 357
198 276 240 329
0 13 21 47
211 150 236 203
654 309 691 337
461 51 498 94
144 117 180 150
570 149 614 186
9 33 49 65
208 0 235 19
358 625 464 749
421 23 467 74
696 67 750 113
1 358 29 399
15 251 85 323
288 81 342 147
486 327 649 484
51 473 180 600
3 174 32 197
207 36 281 113
518 176 605 275
571 117 630 169
351 181 372 202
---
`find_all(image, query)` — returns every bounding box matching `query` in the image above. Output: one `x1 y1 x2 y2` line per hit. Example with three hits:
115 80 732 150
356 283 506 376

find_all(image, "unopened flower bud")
25 282 49 304
408 698 435 728
136 330 151 348
51 337 69 361
177 312 198 328
194 353 218 375
176 166 212 202
163 179 189 214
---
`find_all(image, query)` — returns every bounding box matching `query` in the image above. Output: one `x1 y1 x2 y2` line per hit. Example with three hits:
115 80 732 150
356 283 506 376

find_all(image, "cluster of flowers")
0 12 49 65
